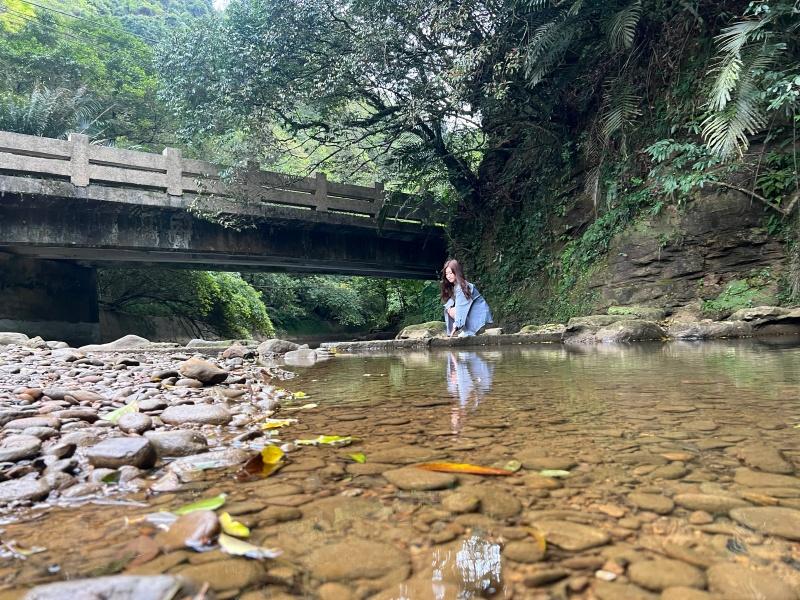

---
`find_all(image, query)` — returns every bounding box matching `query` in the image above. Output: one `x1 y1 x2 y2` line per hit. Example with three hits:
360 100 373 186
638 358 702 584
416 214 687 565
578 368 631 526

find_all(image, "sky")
213 0 229 9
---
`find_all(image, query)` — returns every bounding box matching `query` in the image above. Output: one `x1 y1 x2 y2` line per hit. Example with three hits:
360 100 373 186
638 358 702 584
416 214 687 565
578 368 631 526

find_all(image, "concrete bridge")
0 131 447 344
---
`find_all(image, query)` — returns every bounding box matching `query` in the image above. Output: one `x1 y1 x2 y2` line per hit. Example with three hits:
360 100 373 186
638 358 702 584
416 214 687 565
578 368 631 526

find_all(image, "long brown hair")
440 259 472 302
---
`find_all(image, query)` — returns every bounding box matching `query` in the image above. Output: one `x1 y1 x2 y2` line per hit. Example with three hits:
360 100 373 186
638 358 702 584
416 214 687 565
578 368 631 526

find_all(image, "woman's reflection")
446 352 494 433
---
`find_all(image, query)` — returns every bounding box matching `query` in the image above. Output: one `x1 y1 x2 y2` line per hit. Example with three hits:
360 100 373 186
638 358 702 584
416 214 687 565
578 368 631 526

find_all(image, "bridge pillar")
0 253 99 346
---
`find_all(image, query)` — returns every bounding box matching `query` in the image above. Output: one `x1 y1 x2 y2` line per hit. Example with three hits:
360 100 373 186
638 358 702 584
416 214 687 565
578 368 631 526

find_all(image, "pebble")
176 558 267 591
673 493 749 514
737 444 794 474
503 541 546 563
442 492 480 513
0 477 51 504
523 568 568 587
529 520 610 551
0 435 41 461
178 358 229 385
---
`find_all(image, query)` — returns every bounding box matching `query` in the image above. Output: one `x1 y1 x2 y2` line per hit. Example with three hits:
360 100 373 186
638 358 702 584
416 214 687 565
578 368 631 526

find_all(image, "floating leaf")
101 401 138 424
173 493 227 516
295 435 352 446
237 445 285 480
283 403 318 411
261 418 297 430
101 471 120 484
219 512 250 538
218 533 282 560
349 452 366 464
416 462 514 476
293 391 308 399
503 460 522 473
539 469 571 478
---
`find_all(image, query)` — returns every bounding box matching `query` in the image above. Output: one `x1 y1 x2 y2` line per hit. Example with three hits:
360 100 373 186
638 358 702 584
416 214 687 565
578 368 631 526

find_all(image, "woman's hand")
446 306 456 319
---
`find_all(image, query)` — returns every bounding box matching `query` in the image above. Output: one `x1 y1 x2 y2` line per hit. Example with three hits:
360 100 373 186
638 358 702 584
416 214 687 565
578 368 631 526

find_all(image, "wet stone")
673 493 749 514
442 492 480 513
304 539 410 582
729 506 800 540
144 430 208 457
160 404 232 426
737 444 794 474
4 416 60 430
23 575 196 600
594 581 658 600
0 477 50 504
627 492 674 515
383 467 457 491
734 468 800 488
707 563 796 600
156 510 220 551
530 520 611 551
503 541 546 563
177 558 267 592
0 435 41 461
86 437 156 469
627 559 705 591
661 588 716 600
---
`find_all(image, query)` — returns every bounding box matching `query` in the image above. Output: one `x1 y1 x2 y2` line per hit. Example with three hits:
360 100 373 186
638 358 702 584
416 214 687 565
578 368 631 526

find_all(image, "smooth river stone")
156 510 220 551
529 520 610 551
0 436 41 461
462 486 522 519
176 559 267 592
0 478 50 504
383 467 456 491
86 437 156 469
737 444 794 474
730 506 800 540
673 493 749 514
627 493 674 515
627 559 705 591
145 430 208 457
178 358 228 385
160 404 232 426
734 468 800 488
23 575 196 600
4 416 60 430
117 413 153 434
707 563 796 600
503 541 545 563
305 539 410 582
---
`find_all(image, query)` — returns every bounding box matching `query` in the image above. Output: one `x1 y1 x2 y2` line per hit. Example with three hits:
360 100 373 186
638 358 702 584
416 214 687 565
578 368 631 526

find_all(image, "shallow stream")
3 339 800 599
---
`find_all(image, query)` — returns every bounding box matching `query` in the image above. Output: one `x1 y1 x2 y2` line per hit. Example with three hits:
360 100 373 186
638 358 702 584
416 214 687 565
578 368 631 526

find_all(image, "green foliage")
245 274 441 335
98 269 274 339
0 85 101 137
701 272 776 316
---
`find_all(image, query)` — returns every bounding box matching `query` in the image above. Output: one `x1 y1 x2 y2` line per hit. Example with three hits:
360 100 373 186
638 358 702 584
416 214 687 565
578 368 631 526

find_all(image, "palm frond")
609 0 642 51
522 15 578 87
601 82 642 139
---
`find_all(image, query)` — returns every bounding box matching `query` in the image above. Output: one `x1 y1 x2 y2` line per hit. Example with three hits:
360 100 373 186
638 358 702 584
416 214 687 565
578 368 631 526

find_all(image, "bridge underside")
0 181 446 344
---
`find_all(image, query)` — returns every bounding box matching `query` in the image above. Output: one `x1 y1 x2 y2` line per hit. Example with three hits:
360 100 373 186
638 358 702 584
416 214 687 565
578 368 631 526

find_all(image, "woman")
441 259 493 337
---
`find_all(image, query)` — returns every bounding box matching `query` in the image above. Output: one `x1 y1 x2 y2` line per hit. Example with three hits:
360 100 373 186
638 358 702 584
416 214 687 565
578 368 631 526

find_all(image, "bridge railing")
0 131 443 226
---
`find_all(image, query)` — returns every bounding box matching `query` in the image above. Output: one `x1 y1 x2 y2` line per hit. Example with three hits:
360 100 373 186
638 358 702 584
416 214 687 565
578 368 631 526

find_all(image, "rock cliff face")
590 190 786 311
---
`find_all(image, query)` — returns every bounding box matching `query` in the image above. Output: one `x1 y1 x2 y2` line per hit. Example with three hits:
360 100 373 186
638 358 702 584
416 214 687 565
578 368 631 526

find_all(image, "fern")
601 83 642 140
608 0 642 51
0 86 103 139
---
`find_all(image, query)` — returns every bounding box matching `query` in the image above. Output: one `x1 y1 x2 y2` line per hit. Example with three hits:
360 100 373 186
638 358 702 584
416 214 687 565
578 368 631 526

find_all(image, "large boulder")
0 332 30 346
178 358 228 385
284 348 320 367
595 320 666 343
396 321 446 339
80 335 157 351
517 323 566 335
257 339 300 357
729 306 790 321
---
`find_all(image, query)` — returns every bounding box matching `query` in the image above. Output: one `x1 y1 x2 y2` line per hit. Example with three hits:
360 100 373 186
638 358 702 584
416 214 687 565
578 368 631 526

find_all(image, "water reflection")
446 352 494 433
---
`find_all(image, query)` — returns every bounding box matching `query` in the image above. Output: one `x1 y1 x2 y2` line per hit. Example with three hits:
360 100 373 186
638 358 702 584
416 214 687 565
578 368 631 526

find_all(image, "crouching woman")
441 259 493 337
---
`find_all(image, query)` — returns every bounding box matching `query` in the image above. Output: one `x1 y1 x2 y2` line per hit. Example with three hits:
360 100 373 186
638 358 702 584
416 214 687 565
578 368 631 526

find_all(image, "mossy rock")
607 306 667 321
396 321 446 340
518 323 566 335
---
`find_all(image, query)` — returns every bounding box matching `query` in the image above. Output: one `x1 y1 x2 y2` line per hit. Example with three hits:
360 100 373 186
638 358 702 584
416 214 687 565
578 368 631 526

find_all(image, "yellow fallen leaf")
218 533 281 559
283 403 318 411
261 418 297 430
219 512 250 538
293 391 308 399
236 445 285 480
349 452 366 464
295 435 352 446
528 528 547 554
416 462 514 476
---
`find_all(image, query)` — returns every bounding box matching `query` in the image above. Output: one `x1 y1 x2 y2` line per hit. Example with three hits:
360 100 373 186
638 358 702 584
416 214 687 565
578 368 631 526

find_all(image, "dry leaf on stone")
219 512 250 538
218 533 281 560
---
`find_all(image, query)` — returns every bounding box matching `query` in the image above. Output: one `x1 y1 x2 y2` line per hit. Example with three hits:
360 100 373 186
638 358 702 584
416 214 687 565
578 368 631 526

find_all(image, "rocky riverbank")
1 331 800 599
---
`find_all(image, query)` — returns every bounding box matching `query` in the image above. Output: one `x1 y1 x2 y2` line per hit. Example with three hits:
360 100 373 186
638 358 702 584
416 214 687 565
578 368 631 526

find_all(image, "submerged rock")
304 539 410 582
23 575 195 600
730 506 800 540
707 563 796 600
382 467 456 491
